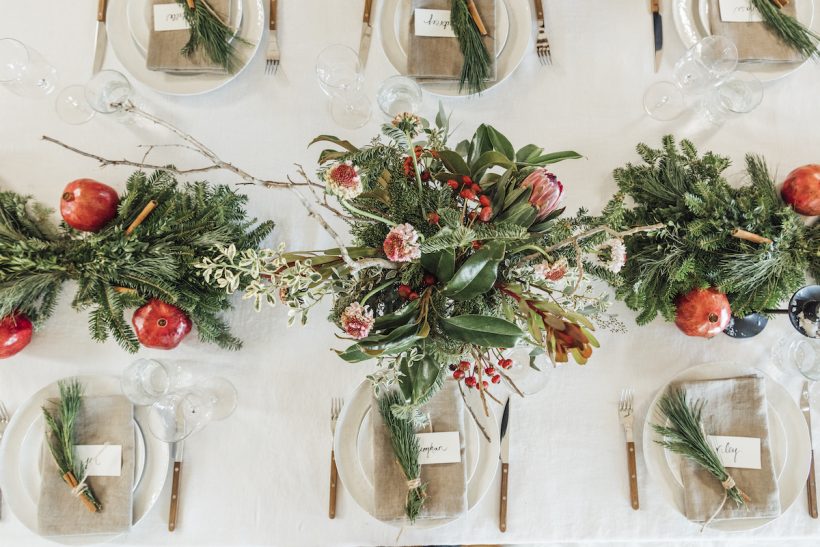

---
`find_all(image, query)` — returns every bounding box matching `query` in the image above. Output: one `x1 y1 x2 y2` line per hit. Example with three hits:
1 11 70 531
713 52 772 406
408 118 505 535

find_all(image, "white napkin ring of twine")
71 443 111 498
406 478 422 490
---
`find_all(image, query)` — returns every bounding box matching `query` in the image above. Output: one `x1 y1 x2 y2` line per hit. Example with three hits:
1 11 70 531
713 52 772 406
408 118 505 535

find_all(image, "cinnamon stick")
126 200 158 236
186 0 195 9
731 228 773 245
770 0 789 8
466 0 488 36
114 287 138 295
62 472 99 513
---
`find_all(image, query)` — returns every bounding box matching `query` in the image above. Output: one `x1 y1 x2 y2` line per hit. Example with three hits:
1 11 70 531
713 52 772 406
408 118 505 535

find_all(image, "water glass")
0 38 58 98
55 85 96 125
121 358 187 406
699 71 763 124
315 44 371 129
773 335 820 381
376 76 423 117
85 70 134 114
673 36 738 93
643 81 687 121
147 377 238 443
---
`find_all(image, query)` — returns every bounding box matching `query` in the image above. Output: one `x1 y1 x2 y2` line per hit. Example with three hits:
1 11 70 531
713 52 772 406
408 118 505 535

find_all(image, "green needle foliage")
598 136 819 324
751 0 820 59
178 0 248 73
42 379 102 512
451 0 492 95
378 390 427 522
0 170 274 352
653 388 748 509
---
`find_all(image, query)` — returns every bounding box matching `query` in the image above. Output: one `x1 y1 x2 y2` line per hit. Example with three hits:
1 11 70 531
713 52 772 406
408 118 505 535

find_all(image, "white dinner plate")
334 380 500 528
379 0 531 97
643 362 811 532
0 376 170 545
108 0 265 95
672 0 817 81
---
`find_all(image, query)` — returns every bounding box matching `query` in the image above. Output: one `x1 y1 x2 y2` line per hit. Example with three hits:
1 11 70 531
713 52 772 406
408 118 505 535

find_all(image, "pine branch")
178 0 249 73
751 0 820 59
451 0 492 94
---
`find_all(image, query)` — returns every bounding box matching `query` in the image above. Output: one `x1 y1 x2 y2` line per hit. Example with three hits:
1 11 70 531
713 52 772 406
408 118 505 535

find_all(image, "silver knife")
651 0 662 73
802 381 818 518
93 0 108 74
499 398 510 532
168 440 184 531
358 0 374 70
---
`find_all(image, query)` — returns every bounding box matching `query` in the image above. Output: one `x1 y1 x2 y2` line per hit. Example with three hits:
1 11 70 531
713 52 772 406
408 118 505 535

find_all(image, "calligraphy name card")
719 0 765 22
74 445 123 477
415 9 457 38
416 432 461 464
707 435 762 469
154 3 192 31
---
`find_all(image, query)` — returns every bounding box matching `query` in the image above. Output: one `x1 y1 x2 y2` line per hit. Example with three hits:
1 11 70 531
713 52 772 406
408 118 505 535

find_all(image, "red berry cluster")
449 360 504 389
447 175 493 222
497 358 513 370
397 284 419 301
403 146 433 182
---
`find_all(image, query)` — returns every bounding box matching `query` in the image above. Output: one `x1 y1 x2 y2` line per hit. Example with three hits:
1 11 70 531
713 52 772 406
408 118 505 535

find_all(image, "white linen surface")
0 0 818 545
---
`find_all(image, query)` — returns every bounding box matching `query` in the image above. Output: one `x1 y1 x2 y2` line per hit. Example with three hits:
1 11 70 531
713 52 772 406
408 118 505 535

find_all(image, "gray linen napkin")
707 0 802 62
407 0 497 82
146 0 234 74
371 381 467 523
38 395 135 537
676 375 781 522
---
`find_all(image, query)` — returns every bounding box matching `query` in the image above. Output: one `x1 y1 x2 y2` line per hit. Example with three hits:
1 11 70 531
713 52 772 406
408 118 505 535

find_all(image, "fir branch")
178 0 248 73
451 0 492 94
751 0 820 59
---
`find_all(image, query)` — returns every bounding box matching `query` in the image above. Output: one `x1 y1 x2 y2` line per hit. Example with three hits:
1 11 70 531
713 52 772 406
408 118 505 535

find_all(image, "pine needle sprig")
178 0 249 73
652 388 748 510
378 390 427 523
751 0 820 59
451 0 492 95
42 379 102 512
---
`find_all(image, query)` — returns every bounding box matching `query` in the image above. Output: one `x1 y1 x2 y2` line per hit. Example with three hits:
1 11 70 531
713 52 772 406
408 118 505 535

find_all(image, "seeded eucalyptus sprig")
751 0 820 59
178 0 249 73
451 0 492 94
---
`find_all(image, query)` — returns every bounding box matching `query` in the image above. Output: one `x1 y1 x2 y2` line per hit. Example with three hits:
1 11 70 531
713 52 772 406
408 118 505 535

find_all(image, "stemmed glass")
121 358 191 406
315 44 371 129
56 70 136 125
147 378 238 443
698 71 764 124
376 76 423 117
0 38 58 98
773 335 820 381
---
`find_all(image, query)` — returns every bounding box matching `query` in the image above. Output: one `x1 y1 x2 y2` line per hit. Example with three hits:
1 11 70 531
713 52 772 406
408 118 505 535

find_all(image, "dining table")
1 0 819 545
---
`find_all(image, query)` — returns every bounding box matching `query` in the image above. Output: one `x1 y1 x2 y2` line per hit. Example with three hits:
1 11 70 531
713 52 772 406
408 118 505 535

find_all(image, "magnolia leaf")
442 241 506 301
438 150 470 176
515 144 544 163
485 126 515 160
524 150 583 166
471 150 514 177
308 135 358 153
420 248 455 282
440 315 524 348
374 299 420 330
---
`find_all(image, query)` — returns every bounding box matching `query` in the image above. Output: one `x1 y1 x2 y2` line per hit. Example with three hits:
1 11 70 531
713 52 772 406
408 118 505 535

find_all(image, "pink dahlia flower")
324 161 362 200
340 302 375 340
383 223 422 263
520 168 563 222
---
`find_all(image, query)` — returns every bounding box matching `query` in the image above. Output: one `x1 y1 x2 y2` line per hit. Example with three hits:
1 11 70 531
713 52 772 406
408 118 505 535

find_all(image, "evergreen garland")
0 170 273 352
598 136 819 324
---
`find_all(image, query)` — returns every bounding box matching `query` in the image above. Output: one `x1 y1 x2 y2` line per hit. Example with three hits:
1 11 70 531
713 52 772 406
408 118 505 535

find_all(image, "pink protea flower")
340 302 374 340
383 223 421 263
533 257 569 281
520 168 563 221
323 161 363 200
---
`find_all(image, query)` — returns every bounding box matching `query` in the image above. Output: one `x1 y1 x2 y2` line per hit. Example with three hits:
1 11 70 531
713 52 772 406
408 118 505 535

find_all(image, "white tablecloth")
1 0 818 545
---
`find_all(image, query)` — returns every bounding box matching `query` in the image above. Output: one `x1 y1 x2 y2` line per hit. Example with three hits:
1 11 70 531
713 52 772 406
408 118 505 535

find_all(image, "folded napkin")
407 0 497 82
146 0 234 74
677 375 781 522
371 381 467 523
38 395 135 537
707 0 803 62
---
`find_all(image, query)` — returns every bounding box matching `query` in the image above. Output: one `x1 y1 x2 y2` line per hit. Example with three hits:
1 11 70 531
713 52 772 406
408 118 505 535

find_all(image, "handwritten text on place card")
154 3 191 32
707 435 761 469
719 0 764 22
74 445 122 477
416 432 461 465
415 9 457 38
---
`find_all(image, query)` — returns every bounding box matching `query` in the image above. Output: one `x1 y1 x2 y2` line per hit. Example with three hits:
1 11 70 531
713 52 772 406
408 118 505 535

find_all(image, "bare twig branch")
350 258 399 274
457 381 492 443
523 223 665 262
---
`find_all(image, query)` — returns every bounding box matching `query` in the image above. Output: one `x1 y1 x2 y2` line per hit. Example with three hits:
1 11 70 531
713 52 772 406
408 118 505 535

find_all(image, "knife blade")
358 0 374 70
93 0 108 74
499 398 510 532
802 381 818 518
651 0 662 73
168 440 184 532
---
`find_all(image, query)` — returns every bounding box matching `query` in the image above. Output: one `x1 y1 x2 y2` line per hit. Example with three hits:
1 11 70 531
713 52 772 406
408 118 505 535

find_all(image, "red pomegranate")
132 300 192 350
60 179 120 232
674 287 731 338
781 165 820 216
0 313 34 358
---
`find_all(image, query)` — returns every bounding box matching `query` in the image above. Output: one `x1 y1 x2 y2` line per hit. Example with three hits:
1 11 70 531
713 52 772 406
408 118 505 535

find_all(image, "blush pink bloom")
533 257 569 281
323 161 363 200
383 223 422 263
340 302 375 340
520 168 563 221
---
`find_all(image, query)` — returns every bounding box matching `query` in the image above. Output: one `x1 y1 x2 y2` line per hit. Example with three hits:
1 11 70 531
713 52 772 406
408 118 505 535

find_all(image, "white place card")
719 0 765 22
416 432 461 465
707 435 761 469
74 445 122 477
154 3 191 32
414 9 457 38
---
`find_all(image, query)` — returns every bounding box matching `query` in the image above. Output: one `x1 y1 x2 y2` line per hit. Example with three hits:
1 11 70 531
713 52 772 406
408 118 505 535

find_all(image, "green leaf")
399 354 445 404
440 315 524 347
336 344 371 363
317 149 347 165
374 299 420 330
485 126 515 160
420 248 455 282
471 150 514 177
358 323 421 353
442 241 506 300
435 102 449 132
438 150 470 176
308 135 358 153
515 144 544 163
497 202 537 227
522 151 583 166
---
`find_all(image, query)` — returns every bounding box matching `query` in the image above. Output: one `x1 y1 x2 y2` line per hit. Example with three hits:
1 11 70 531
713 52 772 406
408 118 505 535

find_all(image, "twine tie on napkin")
702 474 751 531
406 478 422 489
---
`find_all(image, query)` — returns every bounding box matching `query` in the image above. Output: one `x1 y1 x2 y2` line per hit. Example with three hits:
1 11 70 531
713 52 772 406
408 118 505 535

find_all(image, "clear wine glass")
643 81 687 121
0 38 58 98
315 44 371 129
698 71 764 124
121 358 190 406
376 76 423 117
673 36 738 93
147 377 238 443
55 85 95 125
85 69 134 115
773 335 820 381
500 348 550 396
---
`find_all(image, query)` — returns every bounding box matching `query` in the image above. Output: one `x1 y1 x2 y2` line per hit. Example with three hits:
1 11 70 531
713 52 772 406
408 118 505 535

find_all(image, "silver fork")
328 397 343 519
0 400 10 520
619 388 639 510
265 0 280 75
533 0 552 65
